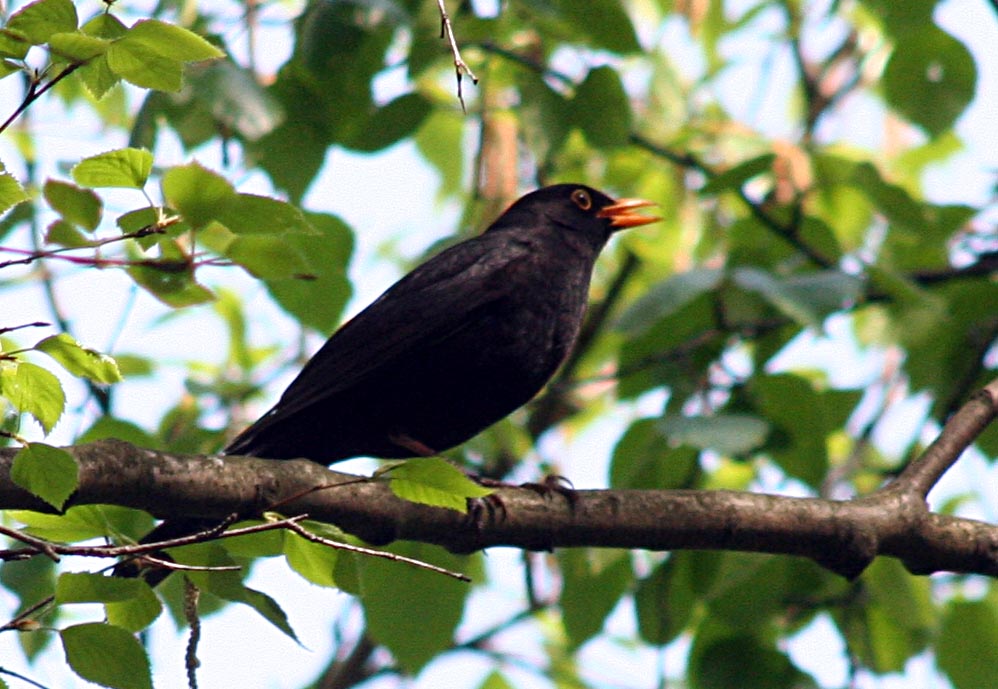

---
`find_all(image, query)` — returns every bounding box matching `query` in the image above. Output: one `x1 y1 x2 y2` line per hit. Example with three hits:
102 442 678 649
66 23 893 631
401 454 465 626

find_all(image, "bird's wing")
227 233 526 444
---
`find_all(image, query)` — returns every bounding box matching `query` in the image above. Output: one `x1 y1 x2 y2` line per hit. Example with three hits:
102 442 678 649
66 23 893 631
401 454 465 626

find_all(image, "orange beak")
596 198 661 230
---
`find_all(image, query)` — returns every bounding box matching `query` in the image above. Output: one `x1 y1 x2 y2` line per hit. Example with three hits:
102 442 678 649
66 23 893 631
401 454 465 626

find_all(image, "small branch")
0 62 84 135
0 222 171 271
436 0 478 113
884 377 998 499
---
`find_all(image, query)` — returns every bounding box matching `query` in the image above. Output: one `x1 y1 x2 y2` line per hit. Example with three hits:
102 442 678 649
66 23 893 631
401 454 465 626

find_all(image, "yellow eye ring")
571 188 592 211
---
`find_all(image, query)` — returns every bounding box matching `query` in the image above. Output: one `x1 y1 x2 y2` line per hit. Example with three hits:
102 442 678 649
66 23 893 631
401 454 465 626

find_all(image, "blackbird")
225 183 658 462
118 184 658 581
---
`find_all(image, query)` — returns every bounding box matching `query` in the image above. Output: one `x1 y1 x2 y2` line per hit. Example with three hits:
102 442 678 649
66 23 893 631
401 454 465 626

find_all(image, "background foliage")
1 0 997 688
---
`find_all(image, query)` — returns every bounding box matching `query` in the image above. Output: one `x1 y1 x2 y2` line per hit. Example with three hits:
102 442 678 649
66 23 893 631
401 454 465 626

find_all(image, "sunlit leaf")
0 361 65 434
72 148 152 189
34 333 122 383
61 623 152 689
11 443 78 510
379 457 493 513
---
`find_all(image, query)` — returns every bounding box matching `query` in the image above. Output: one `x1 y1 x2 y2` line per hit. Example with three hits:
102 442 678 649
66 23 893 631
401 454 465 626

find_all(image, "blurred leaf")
126 257 214 308
883 26 976 137
380 457 493 513
733 268 862 327
938 594 998 689
11 442 78 509
77 415 156 447
264 212 353 331
550 0 641 53
60 623 152 689
217 193 314 236
225 234 313 280
658 413 770 456
0 361 65 434
56 572 162 632
34 333 121 383
359 542 476 673
160 161 235 228
635 553 698 645
0 172 30 215
560 548 632 648
341 92 433 153
47 30 108 61
618 268 724 335
700 154 775 196
574 66 631 148
610 418 701 489
692 633 817 689
6 0 77 45
750 374 860 488
72 147 152 189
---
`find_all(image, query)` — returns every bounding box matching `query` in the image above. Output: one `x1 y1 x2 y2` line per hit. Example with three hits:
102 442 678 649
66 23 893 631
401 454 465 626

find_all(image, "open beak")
596 198 661 230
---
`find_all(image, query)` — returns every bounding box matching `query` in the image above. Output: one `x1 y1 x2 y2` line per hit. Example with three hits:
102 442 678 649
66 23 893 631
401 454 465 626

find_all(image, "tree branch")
2 377 997 580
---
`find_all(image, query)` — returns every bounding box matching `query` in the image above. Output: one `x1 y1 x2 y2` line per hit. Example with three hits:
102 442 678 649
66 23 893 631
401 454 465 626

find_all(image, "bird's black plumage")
224 184 658 463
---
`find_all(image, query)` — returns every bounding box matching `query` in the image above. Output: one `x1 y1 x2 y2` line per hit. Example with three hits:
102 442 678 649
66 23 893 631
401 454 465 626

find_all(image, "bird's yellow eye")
571 188 592 211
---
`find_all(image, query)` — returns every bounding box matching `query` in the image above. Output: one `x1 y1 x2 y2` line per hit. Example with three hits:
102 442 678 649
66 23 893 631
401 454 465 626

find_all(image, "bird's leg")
389 432 438 457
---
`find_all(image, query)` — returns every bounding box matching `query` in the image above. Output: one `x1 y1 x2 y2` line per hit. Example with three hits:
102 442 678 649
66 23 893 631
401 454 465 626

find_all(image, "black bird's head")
486 184 660 251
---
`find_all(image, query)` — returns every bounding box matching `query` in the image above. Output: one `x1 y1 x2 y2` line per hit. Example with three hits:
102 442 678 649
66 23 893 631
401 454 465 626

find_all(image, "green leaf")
60 622 152 689
658 414 769 456
106 39 183 91
617 268 724 334
265 212 353 332
692 634 817 689
176 543 299 640
225 234 313 280
45 220 92 247
10 443 78 509
160 162 235 228
6 0 77 45
610 419 700 490
283 526 339 588
733 267 862 328
0 171 30 215
118 19 224 62
882 26 976 136
560 548 632 648
573 66 631 148
125 259 214 308
700 154 776 196
750 374 860 488
938 595 998 689
359 542 475 673
341 92 432 153
217 193 314 236
47 31 108 61
0 29 31 59
635 553 699 645
8 505 121 541
43 179 102 231
34 333 122 384
72 148 152 189
380 457 493 513
0 58 20 79
55 572 163 632
551 0 641 53
0 361 65 434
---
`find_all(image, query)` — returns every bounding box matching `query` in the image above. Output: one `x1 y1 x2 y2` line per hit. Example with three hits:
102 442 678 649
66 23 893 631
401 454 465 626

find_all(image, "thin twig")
282 517 471 582
0 62 84 135
436 0 478 113
884 377 998 499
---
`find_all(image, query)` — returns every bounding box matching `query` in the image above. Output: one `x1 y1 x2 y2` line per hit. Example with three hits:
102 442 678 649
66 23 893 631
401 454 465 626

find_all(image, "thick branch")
0 429 996 580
